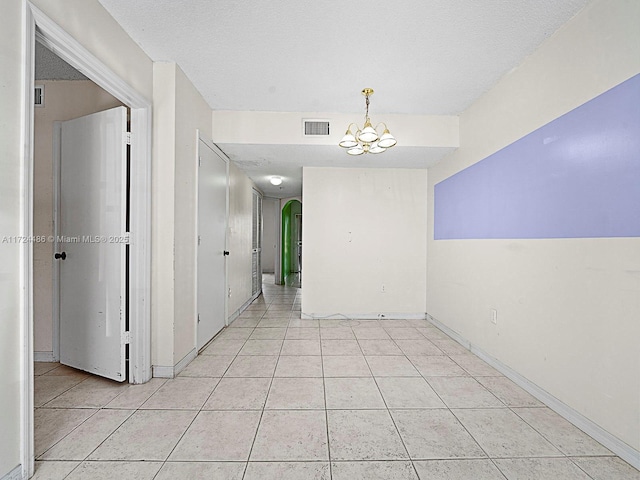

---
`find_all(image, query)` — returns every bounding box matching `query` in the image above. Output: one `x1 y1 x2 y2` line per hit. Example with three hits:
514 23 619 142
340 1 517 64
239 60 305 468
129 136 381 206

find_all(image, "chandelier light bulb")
339 128 358 148
347 145 365 156
358 122 379 143
378 129 397 148
369 142 386 154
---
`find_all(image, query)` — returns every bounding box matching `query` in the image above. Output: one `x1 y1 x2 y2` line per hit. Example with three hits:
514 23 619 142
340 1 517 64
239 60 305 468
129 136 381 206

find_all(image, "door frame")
20 3 152 477
194 131 230 350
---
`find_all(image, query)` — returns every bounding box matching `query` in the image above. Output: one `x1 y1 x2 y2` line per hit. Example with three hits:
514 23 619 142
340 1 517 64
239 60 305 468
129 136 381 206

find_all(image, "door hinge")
197 314 200 323
198 235 201 245
125 132 131 145
122 331 131 344
198 156 202 167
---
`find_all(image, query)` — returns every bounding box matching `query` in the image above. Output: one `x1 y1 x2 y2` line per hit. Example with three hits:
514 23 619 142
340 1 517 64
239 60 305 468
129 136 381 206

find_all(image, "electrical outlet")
381 284 386 293
491 309 498 325
228 287 232 298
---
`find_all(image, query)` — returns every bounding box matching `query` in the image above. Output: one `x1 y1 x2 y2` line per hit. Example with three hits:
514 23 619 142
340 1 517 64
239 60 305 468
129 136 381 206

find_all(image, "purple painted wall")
434 74 640 240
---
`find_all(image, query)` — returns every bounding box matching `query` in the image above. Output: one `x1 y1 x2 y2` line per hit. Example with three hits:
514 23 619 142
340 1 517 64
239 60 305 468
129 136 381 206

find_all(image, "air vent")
303 119 330 136
34 85 44 107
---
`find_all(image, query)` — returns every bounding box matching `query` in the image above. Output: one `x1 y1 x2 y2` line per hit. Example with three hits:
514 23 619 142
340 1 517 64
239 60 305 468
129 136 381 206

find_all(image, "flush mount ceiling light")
339 88 397 156
270 176 283 186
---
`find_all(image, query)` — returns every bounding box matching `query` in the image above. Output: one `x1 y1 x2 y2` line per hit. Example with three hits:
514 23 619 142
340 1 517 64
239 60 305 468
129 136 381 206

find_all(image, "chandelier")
339 88 397 155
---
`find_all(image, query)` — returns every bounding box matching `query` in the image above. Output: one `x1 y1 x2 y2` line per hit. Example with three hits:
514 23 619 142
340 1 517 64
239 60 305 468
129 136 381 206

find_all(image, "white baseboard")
227 293 261 324
0 464 22 480
152 348 197 379
301 312 427 321
427 313 640 470
151 365 174 378
33 352 56 363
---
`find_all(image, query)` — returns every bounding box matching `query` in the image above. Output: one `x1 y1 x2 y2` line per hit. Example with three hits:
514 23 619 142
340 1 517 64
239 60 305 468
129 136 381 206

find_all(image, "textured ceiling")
35 42 88 81
96 0 591 197
98 0 589 115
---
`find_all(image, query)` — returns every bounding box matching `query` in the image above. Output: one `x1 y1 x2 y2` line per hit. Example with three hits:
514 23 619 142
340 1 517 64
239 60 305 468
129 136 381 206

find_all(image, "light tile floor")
33 277 639 479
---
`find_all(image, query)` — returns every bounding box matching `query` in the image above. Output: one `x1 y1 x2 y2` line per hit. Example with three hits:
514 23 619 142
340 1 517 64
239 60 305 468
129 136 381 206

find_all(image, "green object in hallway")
281 199 302 284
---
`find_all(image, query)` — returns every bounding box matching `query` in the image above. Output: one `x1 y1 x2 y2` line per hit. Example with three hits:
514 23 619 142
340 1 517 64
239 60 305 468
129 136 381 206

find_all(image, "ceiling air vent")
303 119 330 136
34 85 44 107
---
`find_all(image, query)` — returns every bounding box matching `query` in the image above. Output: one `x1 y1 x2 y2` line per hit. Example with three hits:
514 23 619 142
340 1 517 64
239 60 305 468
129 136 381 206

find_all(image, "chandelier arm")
344 122 359 134
374 122 387 133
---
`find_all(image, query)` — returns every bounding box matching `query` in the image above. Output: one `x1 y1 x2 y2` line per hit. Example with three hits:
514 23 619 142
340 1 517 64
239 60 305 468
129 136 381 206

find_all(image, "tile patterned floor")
33 277 639 479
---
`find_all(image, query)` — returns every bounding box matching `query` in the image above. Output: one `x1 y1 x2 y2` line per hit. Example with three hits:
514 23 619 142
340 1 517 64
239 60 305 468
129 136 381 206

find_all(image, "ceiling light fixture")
339 88 397 156
270 176 283 186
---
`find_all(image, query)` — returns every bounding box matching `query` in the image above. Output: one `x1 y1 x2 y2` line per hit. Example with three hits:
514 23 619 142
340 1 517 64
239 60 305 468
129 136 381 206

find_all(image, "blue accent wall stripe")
434 74 640 240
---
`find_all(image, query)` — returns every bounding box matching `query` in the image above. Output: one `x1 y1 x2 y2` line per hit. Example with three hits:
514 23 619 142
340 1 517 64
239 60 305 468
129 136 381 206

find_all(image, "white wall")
302 167 427 318
426 0 640 453
33 80 124 357
213 110 458 148
151 63 176 369
0 0 25 475
173 65 213 363
262 197 279 273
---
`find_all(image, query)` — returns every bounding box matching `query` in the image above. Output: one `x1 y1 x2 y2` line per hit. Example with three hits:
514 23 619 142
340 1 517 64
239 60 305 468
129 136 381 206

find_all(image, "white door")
57 106 128 382
197 140 228 349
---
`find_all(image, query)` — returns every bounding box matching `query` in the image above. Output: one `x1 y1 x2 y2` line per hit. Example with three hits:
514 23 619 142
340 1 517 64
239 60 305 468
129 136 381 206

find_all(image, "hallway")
32 276 636 479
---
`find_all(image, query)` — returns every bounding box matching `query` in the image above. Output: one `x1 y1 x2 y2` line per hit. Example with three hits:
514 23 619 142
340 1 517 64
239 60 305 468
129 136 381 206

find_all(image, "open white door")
56 106 128 382
197 140 228 350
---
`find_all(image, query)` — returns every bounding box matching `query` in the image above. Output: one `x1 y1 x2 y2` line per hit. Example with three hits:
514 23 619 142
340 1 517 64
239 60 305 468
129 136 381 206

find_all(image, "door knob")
54 251 66 260
223 250 230 256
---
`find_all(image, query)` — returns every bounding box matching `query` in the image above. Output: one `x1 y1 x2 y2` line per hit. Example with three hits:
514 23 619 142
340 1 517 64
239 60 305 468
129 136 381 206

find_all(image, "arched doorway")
281 199 302 286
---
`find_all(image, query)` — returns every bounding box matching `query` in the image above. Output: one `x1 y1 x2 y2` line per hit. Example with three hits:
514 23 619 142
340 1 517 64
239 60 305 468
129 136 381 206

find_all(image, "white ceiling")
98 0 591 197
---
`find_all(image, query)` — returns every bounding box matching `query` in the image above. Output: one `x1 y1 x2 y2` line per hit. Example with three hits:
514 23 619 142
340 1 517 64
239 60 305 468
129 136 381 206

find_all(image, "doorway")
281 199 302 287
33 42 131 379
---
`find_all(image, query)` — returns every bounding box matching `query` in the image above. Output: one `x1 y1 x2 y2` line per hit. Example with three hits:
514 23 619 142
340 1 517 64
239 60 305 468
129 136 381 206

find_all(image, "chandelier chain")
365 93 370 122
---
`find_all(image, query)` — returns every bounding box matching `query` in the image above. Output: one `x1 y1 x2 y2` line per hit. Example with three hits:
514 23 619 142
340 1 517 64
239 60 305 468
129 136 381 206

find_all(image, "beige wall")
302 167 428 317
33 80 124 355
426 0 640 451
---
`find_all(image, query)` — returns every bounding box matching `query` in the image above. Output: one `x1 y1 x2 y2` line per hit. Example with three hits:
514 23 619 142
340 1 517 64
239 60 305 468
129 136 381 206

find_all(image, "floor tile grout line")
35 278 633 477
240 322 285 479
507 402 604 478
318 320 333 479
359 331 421 476
37 372 91 409
383 333 503 470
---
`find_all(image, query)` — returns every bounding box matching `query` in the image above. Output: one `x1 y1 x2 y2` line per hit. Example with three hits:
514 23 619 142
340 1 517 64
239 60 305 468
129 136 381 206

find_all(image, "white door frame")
194 131 230 349
20 3 152 477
